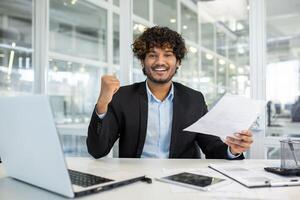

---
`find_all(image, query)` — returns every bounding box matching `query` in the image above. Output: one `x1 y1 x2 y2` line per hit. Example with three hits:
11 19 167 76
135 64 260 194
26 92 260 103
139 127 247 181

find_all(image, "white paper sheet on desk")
184 95 264 139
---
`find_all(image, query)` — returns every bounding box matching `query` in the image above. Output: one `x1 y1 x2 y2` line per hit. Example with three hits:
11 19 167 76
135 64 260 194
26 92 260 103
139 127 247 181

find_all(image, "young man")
87 26 253 159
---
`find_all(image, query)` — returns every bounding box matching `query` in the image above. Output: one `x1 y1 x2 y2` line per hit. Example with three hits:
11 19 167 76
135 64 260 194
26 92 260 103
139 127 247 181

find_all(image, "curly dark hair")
132 26 187 64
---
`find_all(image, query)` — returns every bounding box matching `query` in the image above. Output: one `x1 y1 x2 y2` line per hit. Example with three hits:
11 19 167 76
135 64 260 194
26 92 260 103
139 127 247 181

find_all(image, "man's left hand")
225 130 253 155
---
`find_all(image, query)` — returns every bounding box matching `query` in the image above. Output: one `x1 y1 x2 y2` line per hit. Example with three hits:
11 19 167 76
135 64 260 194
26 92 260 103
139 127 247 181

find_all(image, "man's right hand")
96 75 120 114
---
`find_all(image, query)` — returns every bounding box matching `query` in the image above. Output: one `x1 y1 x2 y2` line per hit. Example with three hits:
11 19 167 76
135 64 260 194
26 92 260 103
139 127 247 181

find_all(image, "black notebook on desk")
209 164 300 188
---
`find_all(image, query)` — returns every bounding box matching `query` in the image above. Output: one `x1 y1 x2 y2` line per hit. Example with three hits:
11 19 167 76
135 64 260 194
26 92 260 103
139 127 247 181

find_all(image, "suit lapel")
136 82 148 157
169 85 183 158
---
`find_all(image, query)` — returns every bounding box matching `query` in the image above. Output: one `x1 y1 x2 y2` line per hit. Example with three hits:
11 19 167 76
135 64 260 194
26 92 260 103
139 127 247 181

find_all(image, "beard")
142 65 178 84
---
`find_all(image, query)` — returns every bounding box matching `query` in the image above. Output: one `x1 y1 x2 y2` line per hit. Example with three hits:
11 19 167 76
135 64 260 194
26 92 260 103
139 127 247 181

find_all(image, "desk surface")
0 158 299 200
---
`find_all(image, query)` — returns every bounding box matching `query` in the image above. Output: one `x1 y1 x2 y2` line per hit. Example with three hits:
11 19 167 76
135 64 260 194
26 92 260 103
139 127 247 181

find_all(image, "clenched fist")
96 75 120 114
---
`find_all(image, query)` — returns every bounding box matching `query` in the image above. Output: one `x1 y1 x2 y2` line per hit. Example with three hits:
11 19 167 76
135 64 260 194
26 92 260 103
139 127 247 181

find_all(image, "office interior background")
0 0 299 159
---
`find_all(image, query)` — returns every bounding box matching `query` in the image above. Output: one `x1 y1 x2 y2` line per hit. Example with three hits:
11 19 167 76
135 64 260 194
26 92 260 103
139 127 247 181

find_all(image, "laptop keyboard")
68 169 113 187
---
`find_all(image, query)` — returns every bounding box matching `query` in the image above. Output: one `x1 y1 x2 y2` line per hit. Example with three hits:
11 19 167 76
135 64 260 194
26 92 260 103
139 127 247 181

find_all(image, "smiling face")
142 46 179 84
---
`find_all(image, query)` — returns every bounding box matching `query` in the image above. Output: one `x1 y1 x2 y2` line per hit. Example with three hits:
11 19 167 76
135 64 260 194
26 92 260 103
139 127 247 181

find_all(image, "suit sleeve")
86 99 121 159
195 95 244 160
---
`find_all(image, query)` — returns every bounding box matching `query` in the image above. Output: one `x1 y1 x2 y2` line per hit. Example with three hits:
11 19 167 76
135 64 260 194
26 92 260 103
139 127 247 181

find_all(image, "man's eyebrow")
147 50 156 53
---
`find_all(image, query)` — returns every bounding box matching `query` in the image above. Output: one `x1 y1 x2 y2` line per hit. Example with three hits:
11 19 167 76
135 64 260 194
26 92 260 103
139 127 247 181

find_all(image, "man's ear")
140 60 145 68
176 60 181 68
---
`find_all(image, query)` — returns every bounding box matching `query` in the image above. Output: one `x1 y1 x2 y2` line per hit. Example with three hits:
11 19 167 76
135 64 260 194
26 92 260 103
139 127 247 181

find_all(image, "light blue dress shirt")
96 81 240 159
141 82 174 158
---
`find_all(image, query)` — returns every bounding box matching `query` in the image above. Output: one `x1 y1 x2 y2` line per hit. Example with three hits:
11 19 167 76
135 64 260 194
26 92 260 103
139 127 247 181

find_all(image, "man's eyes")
147 53 174 58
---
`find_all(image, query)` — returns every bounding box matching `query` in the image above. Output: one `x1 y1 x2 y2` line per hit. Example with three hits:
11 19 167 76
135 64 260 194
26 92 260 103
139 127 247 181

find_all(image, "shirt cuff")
227 147 241 159
95 109 106 119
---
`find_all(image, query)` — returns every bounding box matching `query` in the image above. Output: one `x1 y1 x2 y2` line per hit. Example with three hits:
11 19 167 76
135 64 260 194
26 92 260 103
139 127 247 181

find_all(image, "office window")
0 0 33 95
181 4 198 43
198 0 250 108
113 0 120 7
133 0 149 20
216 58 227 95
177 45 199 89
49 0 111 156
201 21 215 51
49 0 107 62
216 28 226 57
265 0 300 140
153 0 177 31
200 51 216 107
265 1 300 159
132 22 147 83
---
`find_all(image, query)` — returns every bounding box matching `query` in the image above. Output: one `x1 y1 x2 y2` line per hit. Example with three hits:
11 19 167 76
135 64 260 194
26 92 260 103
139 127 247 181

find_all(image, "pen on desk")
265 179 300 187
287 138 299 167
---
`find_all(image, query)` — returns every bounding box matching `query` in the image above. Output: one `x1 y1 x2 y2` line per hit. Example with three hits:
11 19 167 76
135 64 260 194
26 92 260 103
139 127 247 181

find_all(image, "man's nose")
155 54 166 65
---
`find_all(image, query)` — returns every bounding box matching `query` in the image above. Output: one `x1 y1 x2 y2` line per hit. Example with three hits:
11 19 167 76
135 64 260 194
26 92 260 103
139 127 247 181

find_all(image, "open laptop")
0 95 146 198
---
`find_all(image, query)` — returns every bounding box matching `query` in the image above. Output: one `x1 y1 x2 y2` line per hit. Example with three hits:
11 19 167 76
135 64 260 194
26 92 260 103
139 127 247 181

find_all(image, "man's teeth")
154 68 167 71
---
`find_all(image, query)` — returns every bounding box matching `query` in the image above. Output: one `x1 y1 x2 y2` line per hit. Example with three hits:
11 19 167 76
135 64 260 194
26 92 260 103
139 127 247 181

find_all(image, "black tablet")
157 172 226 191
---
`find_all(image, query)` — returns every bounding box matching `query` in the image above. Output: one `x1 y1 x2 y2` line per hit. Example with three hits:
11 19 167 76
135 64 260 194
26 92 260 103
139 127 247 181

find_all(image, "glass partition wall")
265 0 300 159
0 0 33 96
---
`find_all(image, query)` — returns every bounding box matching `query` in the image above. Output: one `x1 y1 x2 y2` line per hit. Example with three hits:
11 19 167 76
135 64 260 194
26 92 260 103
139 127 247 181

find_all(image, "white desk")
0 158 299 200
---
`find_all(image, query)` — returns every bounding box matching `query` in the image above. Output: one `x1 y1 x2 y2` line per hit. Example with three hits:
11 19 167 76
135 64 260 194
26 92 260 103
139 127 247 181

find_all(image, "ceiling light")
238 47 245 54
134 24 146 33
200 77 210 83
137 24 146 33
170 18 176 23
12 42 16 47
79 67 85 73
218 59 225 65
236 23 244 31
182 25 188 30
53 66 58 71
229 64 236 69
205 53 213 60
189 46 197 53
238 67 244 74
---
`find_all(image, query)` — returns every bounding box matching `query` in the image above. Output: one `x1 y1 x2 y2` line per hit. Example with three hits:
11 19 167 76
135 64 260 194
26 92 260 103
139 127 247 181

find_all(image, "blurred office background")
0 0 299 159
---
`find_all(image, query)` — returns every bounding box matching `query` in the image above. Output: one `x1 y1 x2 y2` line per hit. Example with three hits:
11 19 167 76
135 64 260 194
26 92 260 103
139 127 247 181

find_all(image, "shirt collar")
145 80 174 103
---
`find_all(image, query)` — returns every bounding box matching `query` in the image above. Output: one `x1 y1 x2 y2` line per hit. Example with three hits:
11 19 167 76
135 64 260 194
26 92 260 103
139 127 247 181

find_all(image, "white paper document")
184 94 264 139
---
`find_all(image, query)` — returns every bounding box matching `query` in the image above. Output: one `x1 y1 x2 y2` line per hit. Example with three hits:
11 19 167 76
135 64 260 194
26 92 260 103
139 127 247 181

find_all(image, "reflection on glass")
265 1 300 138
267 147 280 159
216 28 226 56
48 59 106 124
132 22 147 82
113 13 120 65
0 0 33 95
228 63 237 94
201 21 214 50
179 45 199 89
113 0 120 7
216 59 226 96
133 0 149 20
199 0 249 108
181 4 198 42
200 51 215 107
153 0 177 30
49 0 107 61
